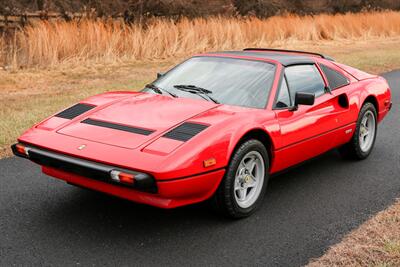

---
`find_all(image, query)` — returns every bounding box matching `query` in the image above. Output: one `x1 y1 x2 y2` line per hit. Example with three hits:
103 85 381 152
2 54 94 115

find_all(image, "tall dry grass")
1 11 400 68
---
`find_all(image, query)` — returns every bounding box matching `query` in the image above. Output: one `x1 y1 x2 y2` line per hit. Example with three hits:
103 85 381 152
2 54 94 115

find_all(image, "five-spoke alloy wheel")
213 139 269 218
234 151 265 209
339 102 378 160
359 110 376 153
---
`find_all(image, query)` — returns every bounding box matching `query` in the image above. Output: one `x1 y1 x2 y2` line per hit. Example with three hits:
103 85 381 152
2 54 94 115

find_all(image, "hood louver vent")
81 118 155 136
55 103 95 119
163 122 209 142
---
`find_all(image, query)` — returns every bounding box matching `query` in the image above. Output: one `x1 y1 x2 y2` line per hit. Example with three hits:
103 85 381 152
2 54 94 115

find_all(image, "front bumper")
12 143 157 193
12 143 225 208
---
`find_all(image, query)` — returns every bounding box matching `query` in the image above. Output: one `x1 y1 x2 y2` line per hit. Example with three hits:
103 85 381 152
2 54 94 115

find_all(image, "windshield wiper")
145 84 178 98
173 84 219 104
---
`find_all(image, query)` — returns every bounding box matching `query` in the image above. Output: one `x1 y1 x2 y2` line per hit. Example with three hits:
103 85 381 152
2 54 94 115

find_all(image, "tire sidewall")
353 103 378 158
223 139 269 217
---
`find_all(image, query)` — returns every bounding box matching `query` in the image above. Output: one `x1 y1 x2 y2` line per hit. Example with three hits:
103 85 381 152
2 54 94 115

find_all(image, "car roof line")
195 52 319 67
243 48 335 61
193 53 281 66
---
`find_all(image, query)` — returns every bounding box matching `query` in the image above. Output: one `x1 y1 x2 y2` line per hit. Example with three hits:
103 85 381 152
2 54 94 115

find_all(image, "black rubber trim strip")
81 118 155 136
163 122 209 141
11 143 157 193
55 103 96 119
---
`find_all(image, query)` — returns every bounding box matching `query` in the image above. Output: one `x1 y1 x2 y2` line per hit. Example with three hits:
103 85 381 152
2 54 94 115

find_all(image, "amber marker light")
119 172 135 184
203 157 217 168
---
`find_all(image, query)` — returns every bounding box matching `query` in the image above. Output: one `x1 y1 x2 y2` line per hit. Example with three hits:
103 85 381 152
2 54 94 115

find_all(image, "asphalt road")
1 71 399 267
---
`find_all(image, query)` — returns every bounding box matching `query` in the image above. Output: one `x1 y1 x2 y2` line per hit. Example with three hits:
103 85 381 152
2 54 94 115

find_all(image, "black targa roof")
207 50 322 66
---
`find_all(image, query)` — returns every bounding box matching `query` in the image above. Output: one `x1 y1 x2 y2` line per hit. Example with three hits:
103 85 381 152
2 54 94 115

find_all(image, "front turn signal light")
203 157 217 168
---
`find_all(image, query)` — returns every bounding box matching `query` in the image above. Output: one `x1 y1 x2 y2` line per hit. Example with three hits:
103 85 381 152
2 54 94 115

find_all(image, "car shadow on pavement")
38 150 345 227
29 148 398 265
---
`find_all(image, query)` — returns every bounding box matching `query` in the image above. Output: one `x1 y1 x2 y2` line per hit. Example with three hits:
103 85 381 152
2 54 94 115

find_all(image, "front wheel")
212 139 269 218
339 102 377 160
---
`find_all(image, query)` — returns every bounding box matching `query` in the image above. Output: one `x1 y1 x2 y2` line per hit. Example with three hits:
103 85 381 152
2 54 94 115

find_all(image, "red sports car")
12 48 392 218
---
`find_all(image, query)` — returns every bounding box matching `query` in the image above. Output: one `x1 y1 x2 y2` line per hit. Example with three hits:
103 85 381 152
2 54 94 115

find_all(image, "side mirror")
157 72 164 79
290 92 315 111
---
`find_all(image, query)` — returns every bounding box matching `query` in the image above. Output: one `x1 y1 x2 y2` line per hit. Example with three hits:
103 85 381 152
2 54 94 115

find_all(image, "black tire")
338 102 377 160
212 139 269 218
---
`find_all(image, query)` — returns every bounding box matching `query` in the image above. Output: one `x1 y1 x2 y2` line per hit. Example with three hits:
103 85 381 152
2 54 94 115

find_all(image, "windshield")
143 56 276 109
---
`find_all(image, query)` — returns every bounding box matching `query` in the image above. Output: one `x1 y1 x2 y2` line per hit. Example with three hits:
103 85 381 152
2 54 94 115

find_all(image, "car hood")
57 93 217 149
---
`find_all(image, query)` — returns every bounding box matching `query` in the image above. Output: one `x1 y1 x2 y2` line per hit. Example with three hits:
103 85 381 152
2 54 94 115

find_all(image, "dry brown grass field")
307 199 400 266
1 11 400 68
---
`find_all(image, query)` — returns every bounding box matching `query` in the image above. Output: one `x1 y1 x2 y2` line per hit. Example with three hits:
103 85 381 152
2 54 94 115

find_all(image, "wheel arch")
229 128 274 168
362 95 379 114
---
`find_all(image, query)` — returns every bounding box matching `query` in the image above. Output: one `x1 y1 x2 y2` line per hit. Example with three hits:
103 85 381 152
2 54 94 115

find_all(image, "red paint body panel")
271 123 356 172
36 116 70 131
15 51 392 209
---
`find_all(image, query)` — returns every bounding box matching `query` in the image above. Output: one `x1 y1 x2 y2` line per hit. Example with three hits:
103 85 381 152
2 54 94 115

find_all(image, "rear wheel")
212 139 269 218
339 102 377 160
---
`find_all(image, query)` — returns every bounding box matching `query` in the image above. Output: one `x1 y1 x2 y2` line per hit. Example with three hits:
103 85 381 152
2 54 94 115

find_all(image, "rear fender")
358 77 391 122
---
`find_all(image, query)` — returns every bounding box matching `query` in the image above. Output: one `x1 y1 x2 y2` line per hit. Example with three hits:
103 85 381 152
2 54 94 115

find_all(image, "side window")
319 64 349 90
275 77 291 108
285 65 326 103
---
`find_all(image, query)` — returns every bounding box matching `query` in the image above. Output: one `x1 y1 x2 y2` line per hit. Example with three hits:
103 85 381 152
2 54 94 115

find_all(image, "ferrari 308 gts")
12 48 392 218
